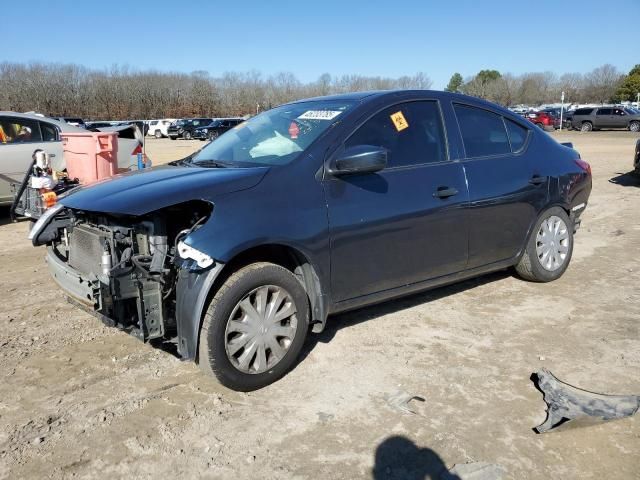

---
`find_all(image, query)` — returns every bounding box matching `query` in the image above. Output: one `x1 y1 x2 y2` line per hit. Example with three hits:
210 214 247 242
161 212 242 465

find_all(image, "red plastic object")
61 131 119 184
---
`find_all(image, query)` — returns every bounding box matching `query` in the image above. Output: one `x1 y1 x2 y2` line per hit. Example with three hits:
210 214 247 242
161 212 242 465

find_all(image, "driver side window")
345 101 447 168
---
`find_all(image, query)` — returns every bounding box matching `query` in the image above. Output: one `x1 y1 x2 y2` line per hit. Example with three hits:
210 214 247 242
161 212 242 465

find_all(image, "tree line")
1 61 637 120
445 64 640 106
0 62 431 120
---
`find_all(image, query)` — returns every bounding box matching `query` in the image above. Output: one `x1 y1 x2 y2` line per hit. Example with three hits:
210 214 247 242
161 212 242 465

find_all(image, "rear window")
454 104 510 158
574 108 594 115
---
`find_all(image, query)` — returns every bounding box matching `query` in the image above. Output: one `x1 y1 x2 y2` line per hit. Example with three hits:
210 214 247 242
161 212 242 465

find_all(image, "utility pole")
559 91 565 131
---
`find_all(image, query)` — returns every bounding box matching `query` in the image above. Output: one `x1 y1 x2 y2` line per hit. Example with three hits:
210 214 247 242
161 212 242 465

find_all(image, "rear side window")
596 108 612 115
454 104 510 158
40 122 58 142
345 100 447 168
504 119 529 153
574 108 593 115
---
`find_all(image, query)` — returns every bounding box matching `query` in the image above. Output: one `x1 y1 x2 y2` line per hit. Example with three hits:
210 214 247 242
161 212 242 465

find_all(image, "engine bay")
46 202 212 341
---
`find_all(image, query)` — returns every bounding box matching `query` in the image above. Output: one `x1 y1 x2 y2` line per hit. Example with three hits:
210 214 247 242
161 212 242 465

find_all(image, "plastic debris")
531 368 640 433
385 390 425 415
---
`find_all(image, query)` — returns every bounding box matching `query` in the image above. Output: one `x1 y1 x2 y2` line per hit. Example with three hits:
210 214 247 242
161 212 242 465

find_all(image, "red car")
523 111 559 130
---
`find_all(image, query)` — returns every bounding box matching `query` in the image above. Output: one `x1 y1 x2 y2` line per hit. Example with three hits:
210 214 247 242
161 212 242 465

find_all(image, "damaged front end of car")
31 200 217 355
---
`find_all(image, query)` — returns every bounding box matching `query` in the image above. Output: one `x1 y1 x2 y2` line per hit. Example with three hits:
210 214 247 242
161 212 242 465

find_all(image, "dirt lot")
1 131 639 479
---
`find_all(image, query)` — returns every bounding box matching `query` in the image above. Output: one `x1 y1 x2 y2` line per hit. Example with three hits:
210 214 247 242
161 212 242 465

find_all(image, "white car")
0 112 145 206
146 119 175 138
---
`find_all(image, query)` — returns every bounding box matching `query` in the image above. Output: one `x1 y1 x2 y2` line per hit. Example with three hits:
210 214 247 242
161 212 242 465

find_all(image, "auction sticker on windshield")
298 110 342 120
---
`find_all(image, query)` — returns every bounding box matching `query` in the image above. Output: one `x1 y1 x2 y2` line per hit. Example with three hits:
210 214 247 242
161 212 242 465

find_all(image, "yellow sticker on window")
390 111 409 132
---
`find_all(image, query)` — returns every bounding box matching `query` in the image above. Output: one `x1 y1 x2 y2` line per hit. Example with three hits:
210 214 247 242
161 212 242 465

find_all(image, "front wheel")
208 131 219 141
183 131 192 140
154 130 162 139
198 262 310 391
629 121 640 132
515 207 574 282
580 122 593 132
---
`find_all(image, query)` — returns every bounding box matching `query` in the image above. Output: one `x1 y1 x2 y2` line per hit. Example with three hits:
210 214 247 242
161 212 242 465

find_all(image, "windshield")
175 120 187 126
191 100 354 167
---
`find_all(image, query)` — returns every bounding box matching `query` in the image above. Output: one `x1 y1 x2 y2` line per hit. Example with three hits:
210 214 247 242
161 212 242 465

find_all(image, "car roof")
0 111 86 132
285 90 516 117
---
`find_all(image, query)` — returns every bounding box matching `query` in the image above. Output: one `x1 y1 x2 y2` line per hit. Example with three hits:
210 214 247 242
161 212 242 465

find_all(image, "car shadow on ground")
609 171 640 187
372 435 461 480
299 269 510 363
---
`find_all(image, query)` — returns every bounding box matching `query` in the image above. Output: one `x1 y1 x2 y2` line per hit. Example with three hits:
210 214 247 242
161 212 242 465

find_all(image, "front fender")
175 259 225 360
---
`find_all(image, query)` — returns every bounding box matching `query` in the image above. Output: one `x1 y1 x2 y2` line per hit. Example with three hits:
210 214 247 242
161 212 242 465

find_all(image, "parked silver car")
0 112 144 206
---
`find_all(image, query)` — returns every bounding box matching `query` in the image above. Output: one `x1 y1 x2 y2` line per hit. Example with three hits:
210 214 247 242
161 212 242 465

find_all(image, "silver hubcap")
225 285 298 374
535 216 570 271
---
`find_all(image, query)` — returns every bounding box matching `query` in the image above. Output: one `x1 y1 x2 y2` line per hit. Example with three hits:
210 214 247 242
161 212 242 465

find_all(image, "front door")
324 100 469 302
0 116 62 204
611 108 628 128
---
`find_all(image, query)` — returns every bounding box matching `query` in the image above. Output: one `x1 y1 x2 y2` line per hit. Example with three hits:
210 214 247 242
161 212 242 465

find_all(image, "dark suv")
168 118 214 140
570 107 640 132
193 118 245 141
30 90 592 391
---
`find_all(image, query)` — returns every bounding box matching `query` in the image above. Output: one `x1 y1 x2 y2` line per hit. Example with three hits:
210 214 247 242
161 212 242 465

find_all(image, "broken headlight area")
46 201 213 342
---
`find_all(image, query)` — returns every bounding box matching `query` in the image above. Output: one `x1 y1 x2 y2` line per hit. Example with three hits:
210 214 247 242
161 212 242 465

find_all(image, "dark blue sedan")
30 90 592 391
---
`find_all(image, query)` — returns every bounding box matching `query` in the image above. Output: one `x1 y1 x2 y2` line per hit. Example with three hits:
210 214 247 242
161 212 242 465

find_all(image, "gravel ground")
0 131 638 479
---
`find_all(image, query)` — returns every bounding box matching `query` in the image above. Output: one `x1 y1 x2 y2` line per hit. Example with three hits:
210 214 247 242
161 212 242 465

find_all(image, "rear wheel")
629 121 640 132
580 121 593 132
169 136 176 141
198 262 310 391
183 131 192 140
515 207 574 282
154 129 162 139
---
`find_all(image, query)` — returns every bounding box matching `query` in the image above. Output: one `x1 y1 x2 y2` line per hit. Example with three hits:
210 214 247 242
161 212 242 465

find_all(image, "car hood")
60 165 269 215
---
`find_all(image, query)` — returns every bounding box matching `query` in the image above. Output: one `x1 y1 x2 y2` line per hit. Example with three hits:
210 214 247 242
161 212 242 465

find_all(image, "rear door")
594 108 613 128
325 100 469 302
454 104 547 268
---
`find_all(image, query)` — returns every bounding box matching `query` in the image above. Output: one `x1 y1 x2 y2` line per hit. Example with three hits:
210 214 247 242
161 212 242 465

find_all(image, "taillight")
132 143 142 155
575 159 591 176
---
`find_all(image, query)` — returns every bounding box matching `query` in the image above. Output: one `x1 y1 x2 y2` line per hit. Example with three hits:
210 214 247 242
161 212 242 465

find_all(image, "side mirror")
331 145 387 175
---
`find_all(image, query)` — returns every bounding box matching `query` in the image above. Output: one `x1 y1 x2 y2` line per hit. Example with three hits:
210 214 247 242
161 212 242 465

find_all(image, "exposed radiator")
68 224 108 276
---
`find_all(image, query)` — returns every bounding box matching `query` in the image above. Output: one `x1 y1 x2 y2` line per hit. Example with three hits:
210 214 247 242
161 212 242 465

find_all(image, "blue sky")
2 0 638 89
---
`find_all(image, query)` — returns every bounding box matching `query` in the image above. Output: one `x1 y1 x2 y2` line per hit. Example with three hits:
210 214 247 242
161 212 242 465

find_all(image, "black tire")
169 136 176 141
629 121 640 133
198 262 310 391
580 121 592 132
208 131 219 141
183 131 192 140
515 207 574 282
154 129 162 139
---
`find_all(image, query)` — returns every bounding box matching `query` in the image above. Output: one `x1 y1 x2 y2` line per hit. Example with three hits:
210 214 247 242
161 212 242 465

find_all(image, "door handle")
433 186 459 199
529 175 548 185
